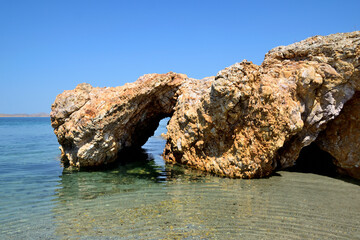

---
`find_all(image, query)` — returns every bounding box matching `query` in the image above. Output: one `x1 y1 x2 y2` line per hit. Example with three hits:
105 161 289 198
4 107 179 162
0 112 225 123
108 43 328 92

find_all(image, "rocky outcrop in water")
51 31 360 179
164 31 360 178
51 72 187 167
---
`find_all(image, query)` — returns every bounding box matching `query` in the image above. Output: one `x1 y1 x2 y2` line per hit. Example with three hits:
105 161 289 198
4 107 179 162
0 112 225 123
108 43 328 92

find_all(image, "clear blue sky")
1 0 359 114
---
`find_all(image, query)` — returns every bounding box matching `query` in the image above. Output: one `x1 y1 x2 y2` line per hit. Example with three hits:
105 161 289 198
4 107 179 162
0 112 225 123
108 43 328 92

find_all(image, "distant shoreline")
0 113 50 117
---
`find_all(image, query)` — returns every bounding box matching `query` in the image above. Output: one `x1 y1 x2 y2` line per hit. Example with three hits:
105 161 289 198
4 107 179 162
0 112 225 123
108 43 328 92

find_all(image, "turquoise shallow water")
0 117 359 239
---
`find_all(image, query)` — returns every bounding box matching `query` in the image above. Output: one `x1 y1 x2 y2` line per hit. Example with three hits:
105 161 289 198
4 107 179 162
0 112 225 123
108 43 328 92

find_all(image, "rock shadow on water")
57 148 165 201
55 147 213 202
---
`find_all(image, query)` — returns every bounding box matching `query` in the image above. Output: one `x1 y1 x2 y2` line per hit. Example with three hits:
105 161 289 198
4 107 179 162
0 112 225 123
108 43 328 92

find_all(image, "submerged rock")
51 31 360 179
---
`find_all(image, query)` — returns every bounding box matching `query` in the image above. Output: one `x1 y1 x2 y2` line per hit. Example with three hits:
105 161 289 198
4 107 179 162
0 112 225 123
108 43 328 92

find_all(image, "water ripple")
0 118 359 239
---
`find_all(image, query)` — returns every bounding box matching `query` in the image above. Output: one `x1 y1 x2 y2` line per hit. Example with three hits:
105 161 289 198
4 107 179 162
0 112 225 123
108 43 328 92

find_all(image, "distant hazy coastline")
0 113 50 117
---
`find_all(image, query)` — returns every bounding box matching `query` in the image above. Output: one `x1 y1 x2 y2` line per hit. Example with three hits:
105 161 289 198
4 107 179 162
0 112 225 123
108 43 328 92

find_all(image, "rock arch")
51 72 187 168
51 31 360 179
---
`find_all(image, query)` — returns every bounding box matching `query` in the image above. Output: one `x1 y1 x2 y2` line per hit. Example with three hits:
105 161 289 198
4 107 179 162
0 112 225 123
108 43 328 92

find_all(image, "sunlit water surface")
0 118 359 239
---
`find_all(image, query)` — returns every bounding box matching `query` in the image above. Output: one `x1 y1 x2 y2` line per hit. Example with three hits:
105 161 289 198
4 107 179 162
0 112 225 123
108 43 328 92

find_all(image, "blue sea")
0 117 359 239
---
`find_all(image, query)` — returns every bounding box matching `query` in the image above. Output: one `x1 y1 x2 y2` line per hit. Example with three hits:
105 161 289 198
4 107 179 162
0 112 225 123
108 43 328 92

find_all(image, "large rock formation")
164 31 360 178
51 72 187 167
51 31 360 179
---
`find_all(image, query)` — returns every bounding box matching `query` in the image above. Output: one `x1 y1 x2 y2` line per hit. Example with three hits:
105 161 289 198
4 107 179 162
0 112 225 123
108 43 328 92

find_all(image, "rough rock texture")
317 92 360 179
51 72 187 167
264 31 360 171
163 31 360 178
51 31 360 179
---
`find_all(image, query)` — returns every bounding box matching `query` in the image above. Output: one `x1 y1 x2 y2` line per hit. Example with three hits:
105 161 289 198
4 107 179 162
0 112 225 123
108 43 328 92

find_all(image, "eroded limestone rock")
51 72 187 167
51 31 360 179
164 31 360 178
317 92 360 179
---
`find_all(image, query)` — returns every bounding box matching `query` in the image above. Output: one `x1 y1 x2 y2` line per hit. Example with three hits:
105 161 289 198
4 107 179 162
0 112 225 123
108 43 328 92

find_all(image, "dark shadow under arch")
285 142 338 177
